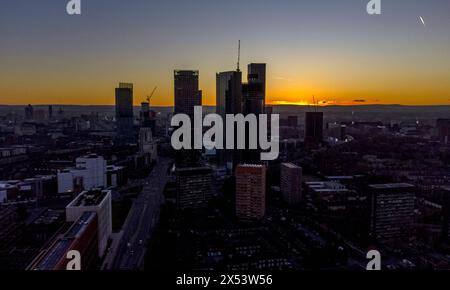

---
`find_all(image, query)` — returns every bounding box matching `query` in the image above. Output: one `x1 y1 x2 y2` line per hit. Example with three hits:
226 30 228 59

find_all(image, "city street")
108 157 171 270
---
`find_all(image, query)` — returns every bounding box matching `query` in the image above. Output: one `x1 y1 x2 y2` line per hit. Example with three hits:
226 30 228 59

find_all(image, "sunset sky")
1 0 449 106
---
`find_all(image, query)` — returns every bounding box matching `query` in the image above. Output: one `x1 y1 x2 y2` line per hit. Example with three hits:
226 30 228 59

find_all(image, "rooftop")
369 183 415 189
32 212 97 270
238 164 265 168
282 163 301 169
68 189 110 207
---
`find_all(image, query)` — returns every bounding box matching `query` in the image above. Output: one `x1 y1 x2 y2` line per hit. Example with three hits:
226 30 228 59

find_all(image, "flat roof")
36 239 72 270
369 183 415 189
68 189 109 207
33 212 97 270
238 164 265 168
65 211 97 238
282 163 301 169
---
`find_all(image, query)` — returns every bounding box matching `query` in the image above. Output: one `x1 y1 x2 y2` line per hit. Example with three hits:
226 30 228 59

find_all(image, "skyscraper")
24 104 34 120
235 164 266 220
369 183 415 243
115 83 134 142
174 70 202 167
242 63 267 163
48 105 53 120
305 112 324 146
174 70 201 118
244 63 266 116
280 163 303 205
216 71 243 168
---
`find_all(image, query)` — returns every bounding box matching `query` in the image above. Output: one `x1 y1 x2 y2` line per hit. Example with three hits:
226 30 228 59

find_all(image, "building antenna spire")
237 40 241 72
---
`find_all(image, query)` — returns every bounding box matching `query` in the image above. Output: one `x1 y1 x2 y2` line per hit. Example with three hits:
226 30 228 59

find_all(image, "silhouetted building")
140 101 156 134
106 165 127 188
280 163 303 204
242 64 266 163
24 104 34 120
176 166 213 210
243 63 266 116
369 183 415 243
115 83 134 142
235 164 266 220
305 112 323 146
216 71 243 168
327 123 347 141
174 70 201 118
174 70 202 167
48 105 53 120
437 119 450 145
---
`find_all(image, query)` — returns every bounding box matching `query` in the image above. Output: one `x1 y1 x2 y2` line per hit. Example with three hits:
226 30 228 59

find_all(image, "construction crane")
146 86 157 103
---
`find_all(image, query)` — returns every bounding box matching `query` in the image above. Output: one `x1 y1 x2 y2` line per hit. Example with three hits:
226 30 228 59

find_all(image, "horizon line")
1 103 450 108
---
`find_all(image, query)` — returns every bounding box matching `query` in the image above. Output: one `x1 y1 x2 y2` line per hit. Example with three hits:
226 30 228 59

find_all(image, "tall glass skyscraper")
115 83 134 143
216 70 243 168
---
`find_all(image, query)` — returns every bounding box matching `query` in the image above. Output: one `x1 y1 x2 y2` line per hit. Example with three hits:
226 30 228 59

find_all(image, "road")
108 158 171 270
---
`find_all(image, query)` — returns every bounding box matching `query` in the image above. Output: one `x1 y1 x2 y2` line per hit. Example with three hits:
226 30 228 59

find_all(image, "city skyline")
1 0 450 106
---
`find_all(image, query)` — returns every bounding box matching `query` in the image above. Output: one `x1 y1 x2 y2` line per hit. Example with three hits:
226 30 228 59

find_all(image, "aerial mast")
237 40 241 72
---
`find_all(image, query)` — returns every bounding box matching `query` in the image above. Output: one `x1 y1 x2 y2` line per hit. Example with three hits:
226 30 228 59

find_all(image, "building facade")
66 189 112 257
235 164 266 220
115 83 134 142
176 166 213 210
369 183 415 243
280 163 303 204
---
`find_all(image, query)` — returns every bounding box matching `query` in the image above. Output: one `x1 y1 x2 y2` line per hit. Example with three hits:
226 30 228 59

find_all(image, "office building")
48 105 53 120
305 112 324 146
280 163 303 204
369 183 415 242
140 101 156 134
174 70 202 167
235 164 266 220
242 63 267 163
0 175 57 201
115 83 134 142
174 70 201 118
57 154 107 194
327 123 347 141
216 71 243 168
66 189 112 257
176 166 213 210
244 63 266 115
24 104 34 120
106 165 127 188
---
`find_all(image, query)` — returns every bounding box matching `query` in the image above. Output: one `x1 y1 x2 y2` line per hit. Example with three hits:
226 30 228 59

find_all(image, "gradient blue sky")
1 0 449 106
